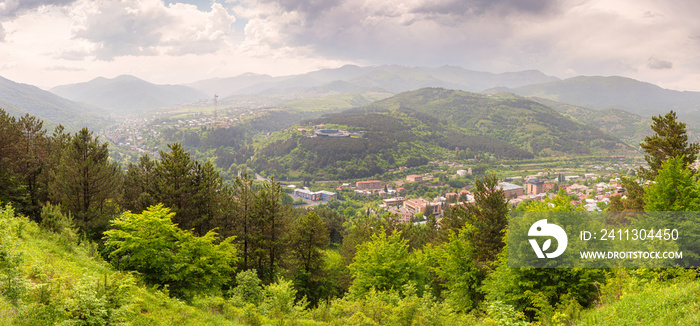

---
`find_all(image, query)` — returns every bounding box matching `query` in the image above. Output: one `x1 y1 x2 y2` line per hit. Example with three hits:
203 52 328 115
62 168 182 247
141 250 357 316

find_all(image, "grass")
580 280 700 325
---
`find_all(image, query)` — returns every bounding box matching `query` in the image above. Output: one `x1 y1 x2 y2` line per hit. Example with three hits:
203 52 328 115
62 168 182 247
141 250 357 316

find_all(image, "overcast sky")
1 0 699 91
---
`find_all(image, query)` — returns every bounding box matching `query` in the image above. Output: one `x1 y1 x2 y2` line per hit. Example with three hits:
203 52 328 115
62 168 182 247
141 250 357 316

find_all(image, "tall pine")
50 128 121 235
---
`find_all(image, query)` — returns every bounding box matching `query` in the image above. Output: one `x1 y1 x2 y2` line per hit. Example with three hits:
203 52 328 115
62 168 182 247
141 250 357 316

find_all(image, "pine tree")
154 143 196 230
122 155 156 213
289 211 329 305
638 110 699 180
50 128 121 235
230 173 257 271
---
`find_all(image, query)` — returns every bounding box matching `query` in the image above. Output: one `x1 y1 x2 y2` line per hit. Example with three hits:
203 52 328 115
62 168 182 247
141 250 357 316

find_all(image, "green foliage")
483 191 605 318
49 128 121 237
103 204 238 299
39 203 78 248
229 270 264 306
644 156 700 211
289 211 331 305
260 278 306 318
638 110 700 180
348 230 427 299
432 224 484 313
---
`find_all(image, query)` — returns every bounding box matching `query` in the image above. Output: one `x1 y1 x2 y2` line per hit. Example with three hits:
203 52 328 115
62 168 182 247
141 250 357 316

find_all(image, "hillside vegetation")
252 88 635 180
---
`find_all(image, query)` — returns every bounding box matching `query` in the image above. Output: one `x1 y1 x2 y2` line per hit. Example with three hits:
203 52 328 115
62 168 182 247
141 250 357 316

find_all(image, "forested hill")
362 88 635 156
252 88 636 180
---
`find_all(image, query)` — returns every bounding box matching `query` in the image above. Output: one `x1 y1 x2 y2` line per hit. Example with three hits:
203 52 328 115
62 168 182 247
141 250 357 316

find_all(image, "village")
287 161 648 224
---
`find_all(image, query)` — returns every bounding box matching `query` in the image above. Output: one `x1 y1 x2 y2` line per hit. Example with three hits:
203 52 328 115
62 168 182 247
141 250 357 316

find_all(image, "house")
525 179 545 194
406 174 423 182
293 188 337 201
445 192 459 201
403 198 442 216
498 182 524 199
356 180 383 190
543 183 556 192
383 197 406 207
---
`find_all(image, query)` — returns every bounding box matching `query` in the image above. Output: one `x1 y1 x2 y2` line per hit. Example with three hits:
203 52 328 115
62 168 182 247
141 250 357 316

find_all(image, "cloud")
234 0 565 67
68 0 236 60
45 65 86 71
0 0 79 41
647 56 673 70
0 0 78 18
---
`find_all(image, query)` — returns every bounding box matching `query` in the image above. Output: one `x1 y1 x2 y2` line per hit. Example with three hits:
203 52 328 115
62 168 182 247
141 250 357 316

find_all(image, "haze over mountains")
0 76 107 130
489 76 700 119
2 64 700 145
51 75 208 116
186 65 561 98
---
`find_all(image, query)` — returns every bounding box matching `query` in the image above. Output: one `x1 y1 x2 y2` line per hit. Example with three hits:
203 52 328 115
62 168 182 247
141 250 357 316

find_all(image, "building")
356 180 383 190
525 179 545 194
406 174 423 182
383 197 406 207
543 183 556 192
314 129 350 138
403 198 442 216
293 188 337 201
498 182 524 199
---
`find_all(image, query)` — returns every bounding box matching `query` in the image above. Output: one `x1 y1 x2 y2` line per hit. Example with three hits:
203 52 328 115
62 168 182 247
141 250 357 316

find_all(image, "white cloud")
67 0 236 60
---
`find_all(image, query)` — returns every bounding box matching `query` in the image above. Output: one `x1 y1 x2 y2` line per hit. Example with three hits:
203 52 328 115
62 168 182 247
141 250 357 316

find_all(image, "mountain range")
51 75 208 116
2 64 700 145
186 65 561 98
489 76 700 119
0 76 108 131
250 88 637 179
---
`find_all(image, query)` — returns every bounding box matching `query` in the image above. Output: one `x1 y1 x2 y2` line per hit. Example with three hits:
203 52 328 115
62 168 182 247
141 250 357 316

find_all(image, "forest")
1 108 700 325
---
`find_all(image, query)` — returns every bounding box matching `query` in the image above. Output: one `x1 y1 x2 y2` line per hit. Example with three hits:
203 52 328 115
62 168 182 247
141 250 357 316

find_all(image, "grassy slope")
581 280 700 325
0 204 237 325
363 88 636 156
1 204 698 325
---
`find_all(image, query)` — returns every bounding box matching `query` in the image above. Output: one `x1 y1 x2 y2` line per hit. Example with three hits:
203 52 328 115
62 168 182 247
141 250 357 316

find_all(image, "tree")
230 173 256 271
638 110 699 180
103 204 237 299
348 230 426 298
153 143 197 231
50 128 121 235
433 224 483 312
644 156 700 212
288 211 330 305
251 179 289 284
483 191 605 318
440 174 508 271
121 155 156 213
16 114 49 218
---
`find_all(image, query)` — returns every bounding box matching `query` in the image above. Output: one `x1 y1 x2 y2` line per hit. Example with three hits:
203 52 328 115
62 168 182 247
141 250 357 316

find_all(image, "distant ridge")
491 75 700 119
52 75 207 116
187 65 560 98
0 75 107 130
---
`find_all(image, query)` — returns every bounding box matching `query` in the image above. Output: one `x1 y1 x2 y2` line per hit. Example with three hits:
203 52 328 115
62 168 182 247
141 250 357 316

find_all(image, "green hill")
364 88 635 156
0 75 108 131
251 88 636 180
529 97 656 147
496 75 700 120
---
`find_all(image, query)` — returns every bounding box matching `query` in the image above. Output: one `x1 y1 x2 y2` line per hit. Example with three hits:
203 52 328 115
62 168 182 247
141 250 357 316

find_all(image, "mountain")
251 88 635 179
527 97 655 147
185 72 276 98
51 75 207 116
492 76 700 119
0 75 108 130
363 88 635 156
188 65 560 99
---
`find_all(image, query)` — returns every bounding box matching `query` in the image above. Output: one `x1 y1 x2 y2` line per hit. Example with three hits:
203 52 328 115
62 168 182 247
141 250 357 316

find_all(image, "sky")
1 0 699 91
